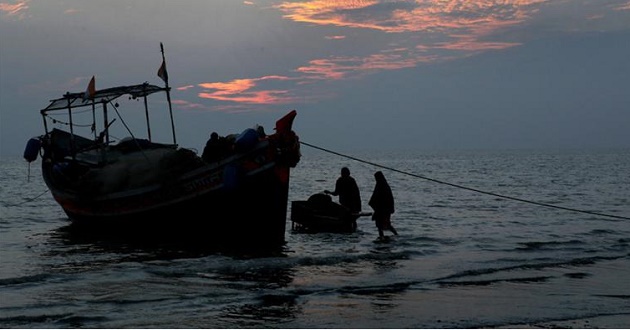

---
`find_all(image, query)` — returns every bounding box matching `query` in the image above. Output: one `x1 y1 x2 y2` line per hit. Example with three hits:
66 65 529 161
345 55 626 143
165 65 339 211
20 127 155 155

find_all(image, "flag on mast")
158 60 168 84
83 75 96 101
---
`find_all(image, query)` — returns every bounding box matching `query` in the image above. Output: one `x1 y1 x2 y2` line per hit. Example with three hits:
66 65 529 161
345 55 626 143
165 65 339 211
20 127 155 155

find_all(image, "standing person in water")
369 171 398 239
325 167 362 214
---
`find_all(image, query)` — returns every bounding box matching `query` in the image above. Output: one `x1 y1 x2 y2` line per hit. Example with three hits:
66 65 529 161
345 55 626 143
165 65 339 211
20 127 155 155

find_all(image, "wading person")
325 166 362 213
368 171 398 239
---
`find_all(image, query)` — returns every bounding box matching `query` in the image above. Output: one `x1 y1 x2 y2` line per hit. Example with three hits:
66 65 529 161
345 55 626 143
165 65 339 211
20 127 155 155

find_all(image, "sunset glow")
0 0 629 157
196 0 551 109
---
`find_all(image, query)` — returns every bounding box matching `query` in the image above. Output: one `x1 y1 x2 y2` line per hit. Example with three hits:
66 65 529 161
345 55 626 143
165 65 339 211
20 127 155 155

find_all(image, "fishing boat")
290 193 371 233
23 46 301 247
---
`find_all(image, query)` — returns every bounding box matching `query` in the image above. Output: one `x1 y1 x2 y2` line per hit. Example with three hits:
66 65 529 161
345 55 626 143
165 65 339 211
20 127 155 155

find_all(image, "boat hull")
44 153 292 246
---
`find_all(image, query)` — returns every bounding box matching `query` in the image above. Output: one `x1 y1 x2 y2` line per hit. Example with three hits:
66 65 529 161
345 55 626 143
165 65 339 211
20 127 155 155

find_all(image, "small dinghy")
290 193 371 233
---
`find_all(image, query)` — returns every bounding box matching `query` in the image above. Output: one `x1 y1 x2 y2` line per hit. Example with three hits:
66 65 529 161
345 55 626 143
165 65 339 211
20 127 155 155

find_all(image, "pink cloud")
615 1 630 10
275 0 546 54
0 0 29 18
197 76 299 105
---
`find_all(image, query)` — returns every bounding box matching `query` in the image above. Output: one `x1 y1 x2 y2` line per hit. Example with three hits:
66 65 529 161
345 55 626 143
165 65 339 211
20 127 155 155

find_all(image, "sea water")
1 148 629 328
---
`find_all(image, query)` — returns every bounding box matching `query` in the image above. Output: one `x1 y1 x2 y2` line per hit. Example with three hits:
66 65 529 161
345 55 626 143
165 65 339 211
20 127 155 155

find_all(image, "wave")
53 315 110 327
0 313 72 328
516 239 584 251
593 294 630 299
0 274 52 287
435 254 626 281
437 275 552 287
337 282 412 295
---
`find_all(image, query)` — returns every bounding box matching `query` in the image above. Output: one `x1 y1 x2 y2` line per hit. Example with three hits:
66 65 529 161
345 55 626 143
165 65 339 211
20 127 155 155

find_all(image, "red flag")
157 60 168 84
83 76 95 101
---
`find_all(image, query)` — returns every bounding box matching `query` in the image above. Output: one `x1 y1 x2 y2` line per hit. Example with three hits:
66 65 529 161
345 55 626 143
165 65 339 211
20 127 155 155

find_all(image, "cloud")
187 0 543 111
265 0 544 92
183 0 627 113
64 8 80 15
0 0 29 19
197 76 300 105
295 50 421 80
275 0 547 33
615 1 630 10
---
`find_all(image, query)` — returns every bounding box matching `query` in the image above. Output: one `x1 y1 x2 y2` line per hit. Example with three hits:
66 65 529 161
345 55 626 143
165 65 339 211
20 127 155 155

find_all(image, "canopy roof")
42 83 167 113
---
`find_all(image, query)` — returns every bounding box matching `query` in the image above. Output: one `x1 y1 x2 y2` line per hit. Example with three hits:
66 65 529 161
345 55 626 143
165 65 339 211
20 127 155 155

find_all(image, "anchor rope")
3 189 50 207
300 141 630 221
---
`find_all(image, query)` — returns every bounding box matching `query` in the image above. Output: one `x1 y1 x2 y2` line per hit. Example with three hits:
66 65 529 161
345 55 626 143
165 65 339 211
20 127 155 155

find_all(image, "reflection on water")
50 223 289 259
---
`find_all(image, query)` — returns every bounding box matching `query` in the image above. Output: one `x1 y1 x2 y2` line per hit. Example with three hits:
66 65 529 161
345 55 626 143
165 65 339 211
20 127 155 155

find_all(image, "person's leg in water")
384 213 398 235
374 212 386 238
377 217 385 237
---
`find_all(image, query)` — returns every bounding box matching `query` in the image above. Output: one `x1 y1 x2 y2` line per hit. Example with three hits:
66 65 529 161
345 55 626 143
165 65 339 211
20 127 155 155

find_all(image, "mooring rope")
3 189 51 207
300 141 630 221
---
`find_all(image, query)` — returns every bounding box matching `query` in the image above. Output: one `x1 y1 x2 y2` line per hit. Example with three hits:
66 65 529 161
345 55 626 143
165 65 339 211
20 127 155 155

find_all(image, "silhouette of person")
325 167 361 213
368 171 398 239
202 132 221 162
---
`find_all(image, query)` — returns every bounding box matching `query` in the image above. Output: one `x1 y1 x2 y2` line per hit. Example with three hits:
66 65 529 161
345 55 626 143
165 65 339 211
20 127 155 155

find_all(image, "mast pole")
143 89 152 141
67 95 76 160
160 42 177 145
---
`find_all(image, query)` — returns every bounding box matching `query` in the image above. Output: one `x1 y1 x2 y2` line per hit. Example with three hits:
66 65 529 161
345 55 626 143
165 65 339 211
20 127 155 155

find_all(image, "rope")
110 102 150 162
4 189 51 207
44 112 94 128
300 141 630 221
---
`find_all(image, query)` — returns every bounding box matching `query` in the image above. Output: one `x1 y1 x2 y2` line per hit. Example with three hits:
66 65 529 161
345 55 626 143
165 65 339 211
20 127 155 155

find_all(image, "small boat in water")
290 193 371 233
23 46 301 247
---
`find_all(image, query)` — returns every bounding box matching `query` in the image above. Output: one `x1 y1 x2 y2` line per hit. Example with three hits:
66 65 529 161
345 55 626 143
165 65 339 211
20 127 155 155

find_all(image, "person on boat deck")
202 132 221 163
369 171 398 239
325 167 362 214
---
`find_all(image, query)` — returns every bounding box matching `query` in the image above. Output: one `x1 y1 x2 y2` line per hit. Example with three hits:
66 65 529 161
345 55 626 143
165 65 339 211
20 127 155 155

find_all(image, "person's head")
374 171 386 182
341 167 350 177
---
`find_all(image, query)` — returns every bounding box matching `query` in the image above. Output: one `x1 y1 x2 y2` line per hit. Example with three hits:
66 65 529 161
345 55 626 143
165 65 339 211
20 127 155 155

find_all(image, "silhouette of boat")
23 46 301 246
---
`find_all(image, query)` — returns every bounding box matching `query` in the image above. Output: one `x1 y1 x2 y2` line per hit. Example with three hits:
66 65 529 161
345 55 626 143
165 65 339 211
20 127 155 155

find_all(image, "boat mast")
66 94 76 160
143 86 152 142
160 42 177 145
102 101 110 145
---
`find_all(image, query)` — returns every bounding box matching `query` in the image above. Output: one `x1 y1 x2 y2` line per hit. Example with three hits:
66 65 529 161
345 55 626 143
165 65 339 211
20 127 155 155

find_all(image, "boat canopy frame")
41 83 168 112
40 82 176 148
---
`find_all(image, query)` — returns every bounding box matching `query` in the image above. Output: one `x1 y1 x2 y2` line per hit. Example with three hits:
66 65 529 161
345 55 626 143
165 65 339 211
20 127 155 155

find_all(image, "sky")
1 0 630 158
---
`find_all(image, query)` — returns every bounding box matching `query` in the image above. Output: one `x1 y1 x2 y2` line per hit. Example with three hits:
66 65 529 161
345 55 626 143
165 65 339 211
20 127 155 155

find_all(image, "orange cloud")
198 76 299 105
266 0 544 92
435 36 521 51
276 0 546 51
190 0 545 111
176 85 196 91
295 50 434 81
0 0 28 18
193 0 622 111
